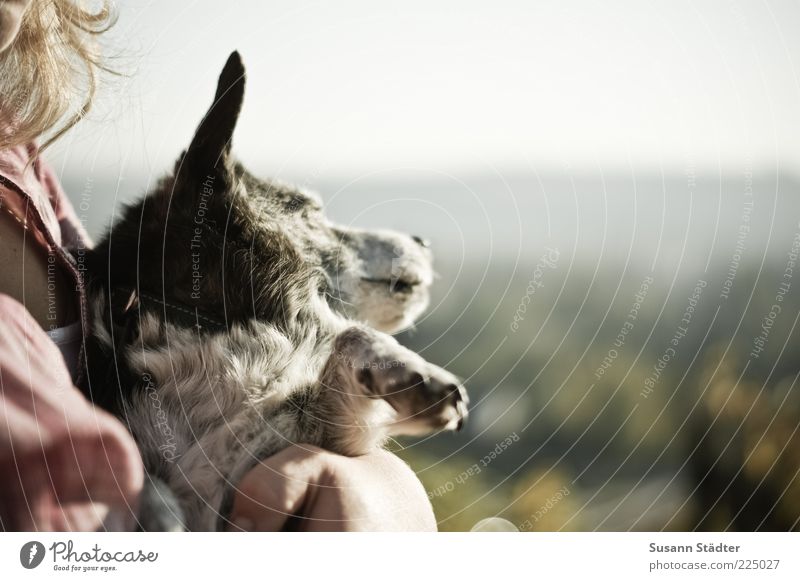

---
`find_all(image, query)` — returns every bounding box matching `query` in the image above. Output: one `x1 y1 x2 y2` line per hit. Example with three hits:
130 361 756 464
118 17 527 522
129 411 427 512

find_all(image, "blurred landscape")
64 166 800 531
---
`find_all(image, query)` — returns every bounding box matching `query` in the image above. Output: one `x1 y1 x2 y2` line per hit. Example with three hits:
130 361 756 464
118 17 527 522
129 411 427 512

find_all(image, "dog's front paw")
333 327 469 435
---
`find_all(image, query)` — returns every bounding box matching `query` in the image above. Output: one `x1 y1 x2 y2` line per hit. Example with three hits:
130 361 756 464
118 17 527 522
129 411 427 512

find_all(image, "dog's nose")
412 235 430 248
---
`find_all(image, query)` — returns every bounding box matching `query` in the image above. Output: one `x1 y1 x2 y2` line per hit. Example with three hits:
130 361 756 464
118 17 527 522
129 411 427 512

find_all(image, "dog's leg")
136 476 186 531
317 326 469 455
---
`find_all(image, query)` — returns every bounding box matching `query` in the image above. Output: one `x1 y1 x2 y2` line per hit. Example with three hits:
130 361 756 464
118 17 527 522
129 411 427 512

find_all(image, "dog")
82 52 468 531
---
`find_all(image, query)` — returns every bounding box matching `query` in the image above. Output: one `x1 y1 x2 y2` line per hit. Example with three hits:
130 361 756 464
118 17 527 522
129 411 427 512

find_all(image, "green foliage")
397 262 800 531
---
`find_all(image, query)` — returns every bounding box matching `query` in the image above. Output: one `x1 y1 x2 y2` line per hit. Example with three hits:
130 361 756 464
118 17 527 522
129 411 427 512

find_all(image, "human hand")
226 444 436 531
0 295 143 531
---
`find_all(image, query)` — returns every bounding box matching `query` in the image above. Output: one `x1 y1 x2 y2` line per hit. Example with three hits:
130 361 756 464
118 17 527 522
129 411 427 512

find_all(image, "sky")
47 0 800 182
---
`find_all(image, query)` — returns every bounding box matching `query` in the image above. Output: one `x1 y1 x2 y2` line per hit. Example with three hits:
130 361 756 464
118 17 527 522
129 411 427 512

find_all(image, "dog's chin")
375 312 414 334
333 276 431 333
364 294 429 334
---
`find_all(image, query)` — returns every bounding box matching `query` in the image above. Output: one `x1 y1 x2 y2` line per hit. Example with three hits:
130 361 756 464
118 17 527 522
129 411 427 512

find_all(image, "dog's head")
236 174 435 334
93 52 432 333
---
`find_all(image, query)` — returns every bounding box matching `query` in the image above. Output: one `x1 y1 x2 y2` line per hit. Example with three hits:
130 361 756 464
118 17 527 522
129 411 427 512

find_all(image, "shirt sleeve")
0 294 143 531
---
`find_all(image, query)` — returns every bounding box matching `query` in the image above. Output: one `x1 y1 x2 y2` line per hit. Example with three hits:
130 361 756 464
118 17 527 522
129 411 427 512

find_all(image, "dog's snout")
412 235 430 248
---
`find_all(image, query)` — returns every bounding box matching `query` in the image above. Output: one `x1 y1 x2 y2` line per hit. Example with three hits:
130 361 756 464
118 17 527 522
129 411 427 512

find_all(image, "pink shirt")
0 142 143 531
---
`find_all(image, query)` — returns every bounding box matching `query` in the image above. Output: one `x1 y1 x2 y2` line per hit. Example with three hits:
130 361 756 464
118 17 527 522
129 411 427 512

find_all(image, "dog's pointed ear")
185 51 245 170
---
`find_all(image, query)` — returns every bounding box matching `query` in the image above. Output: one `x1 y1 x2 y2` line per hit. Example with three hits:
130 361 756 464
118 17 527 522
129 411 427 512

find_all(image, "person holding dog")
0 0 435 532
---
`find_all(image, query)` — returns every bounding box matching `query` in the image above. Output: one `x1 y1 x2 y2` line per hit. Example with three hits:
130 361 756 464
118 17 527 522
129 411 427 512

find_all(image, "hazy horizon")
45 0 800 177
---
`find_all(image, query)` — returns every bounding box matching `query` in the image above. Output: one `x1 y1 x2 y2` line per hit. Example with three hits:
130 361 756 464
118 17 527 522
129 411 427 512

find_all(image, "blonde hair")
0 0 115 151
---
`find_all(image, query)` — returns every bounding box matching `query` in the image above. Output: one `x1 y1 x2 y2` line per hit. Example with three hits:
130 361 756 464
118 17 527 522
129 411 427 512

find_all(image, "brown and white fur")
82 52 468 531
